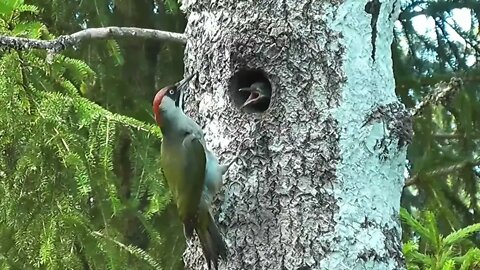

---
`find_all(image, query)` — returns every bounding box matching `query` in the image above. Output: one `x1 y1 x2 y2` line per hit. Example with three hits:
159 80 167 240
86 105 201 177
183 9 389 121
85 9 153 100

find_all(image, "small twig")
411 77 463 117
0 27 186 52
443 19 480 56
433 132 464 140
404 158 480 187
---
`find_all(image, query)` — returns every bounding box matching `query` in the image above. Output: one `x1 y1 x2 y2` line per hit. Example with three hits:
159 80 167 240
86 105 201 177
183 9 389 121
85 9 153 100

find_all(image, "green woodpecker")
153 74 232 270
238 81 270 109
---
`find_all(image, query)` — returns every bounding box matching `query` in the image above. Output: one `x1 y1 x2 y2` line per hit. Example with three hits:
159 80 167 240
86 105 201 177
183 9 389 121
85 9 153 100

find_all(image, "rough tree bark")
181 0 410 269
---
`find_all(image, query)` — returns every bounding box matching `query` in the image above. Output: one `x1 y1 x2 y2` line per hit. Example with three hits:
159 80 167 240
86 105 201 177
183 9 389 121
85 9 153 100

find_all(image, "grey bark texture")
181 0 409 269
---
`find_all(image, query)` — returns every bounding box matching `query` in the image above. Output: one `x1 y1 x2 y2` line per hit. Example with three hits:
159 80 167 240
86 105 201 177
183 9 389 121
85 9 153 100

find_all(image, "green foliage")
0 1 186 269
401 208 480 269
396 1 480 266
164 0 180 13
0 0 38 22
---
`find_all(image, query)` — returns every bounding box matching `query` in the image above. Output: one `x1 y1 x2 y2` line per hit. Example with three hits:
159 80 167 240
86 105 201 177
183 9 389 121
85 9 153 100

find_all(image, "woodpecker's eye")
169 89 175 95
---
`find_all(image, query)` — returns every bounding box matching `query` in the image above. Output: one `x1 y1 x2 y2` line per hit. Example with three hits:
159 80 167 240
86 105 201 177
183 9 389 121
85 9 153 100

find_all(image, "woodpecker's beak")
175 73 195 93
176 73 195 111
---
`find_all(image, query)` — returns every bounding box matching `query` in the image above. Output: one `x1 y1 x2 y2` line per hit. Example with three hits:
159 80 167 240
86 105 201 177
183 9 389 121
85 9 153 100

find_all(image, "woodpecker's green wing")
178 133 207 238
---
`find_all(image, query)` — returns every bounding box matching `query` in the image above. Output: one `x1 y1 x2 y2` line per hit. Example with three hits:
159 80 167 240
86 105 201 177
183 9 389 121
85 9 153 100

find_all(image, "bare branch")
404 158 480 187
0 27 186 52
433 132 464 140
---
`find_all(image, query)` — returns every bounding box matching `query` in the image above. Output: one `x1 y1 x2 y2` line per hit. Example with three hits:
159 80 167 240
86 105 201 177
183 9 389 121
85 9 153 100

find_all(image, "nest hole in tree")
228 69 272 113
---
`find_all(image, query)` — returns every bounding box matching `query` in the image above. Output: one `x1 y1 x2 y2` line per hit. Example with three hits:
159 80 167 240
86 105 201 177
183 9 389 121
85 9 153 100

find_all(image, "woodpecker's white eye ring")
169 89 175 95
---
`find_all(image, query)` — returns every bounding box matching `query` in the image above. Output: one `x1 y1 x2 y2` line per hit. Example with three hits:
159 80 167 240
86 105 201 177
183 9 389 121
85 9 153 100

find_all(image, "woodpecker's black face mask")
173 73 195 111
164 86 181 108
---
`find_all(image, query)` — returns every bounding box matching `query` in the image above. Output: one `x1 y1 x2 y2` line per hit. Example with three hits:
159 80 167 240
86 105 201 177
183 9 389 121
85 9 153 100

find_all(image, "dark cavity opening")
229 69 271 113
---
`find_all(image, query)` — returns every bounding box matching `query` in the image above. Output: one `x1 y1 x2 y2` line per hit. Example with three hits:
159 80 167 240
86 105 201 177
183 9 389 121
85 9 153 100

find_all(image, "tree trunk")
181 0 410 269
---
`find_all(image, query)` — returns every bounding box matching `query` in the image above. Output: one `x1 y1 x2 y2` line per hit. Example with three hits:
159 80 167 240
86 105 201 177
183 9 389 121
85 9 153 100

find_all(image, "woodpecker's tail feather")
195 213 227 270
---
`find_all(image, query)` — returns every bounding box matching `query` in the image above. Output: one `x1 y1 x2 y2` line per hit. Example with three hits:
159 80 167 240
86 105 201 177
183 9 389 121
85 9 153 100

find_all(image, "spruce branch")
0 27 186 52
38 91 162 138
411 77 463 117
443 223 480 247
91 231 162 269
405 77 468 187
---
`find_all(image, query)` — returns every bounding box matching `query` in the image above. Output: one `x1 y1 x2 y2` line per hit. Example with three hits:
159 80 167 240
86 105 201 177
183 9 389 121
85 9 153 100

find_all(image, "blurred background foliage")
0 0 479 269
395 0 480 268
